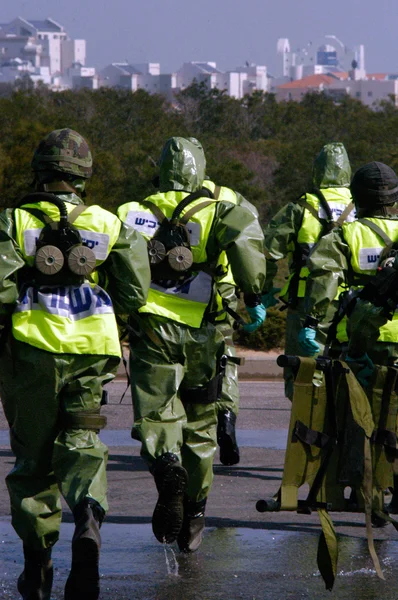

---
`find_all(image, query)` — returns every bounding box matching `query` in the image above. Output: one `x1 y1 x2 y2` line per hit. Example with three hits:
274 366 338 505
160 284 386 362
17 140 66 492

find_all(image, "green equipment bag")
257 355 398 590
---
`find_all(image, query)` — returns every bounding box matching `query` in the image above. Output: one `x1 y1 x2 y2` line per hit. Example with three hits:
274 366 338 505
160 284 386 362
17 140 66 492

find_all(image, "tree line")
2 83 398 218
1 83 397 348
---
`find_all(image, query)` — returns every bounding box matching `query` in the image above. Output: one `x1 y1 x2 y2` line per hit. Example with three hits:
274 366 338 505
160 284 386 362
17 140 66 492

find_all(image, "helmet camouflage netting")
31 128 93 179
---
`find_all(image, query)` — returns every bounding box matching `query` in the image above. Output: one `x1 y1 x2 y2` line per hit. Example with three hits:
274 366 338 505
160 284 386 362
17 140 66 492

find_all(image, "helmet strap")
42 181 77 194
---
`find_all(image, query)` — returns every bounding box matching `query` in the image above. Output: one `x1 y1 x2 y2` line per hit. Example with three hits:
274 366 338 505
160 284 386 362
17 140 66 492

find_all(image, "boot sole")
152 464 188 544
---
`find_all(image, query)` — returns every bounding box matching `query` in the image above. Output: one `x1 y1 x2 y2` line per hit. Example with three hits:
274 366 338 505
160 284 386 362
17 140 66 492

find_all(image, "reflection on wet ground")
1 521 397 599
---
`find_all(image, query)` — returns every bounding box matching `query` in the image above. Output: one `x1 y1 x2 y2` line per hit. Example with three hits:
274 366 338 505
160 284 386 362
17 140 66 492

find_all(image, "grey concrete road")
1 380 398 599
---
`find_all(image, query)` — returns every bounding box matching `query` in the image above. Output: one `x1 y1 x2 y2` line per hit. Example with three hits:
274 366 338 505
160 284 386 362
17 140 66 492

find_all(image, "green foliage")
234 308 286 351
2 84 398 348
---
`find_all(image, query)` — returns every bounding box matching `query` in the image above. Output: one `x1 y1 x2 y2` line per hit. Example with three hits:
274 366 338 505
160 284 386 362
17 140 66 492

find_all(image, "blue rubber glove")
298 327 320 356
243 305 267 333
261 287 281 309
345 353 375 387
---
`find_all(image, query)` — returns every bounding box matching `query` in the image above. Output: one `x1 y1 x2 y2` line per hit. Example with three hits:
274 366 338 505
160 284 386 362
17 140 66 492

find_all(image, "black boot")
151 452 188 544
387 476 398 514
64 498 105 600
17 546 53 600
217 410 240 466
177 498 206 553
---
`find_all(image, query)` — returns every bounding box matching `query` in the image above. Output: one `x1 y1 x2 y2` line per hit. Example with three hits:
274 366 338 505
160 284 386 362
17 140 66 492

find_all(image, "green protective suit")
263 143 352 399
306 225 398 505
0 191 150 551
123 137 266 503
202 179 261 420
347 300 391 358
305 222 398 365
215 281 240 417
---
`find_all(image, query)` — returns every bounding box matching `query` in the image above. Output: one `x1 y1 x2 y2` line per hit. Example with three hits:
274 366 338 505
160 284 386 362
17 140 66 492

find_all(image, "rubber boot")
177 498 206 553
387 476 398 514
17 546 53 600
151 452 188 544
64 498 105 600
217 410 240 466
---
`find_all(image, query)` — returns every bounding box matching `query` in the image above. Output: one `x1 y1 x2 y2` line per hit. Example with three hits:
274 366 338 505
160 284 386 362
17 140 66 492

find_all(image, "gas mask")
144 188 214 278
147 219 193 274
19 193 96 280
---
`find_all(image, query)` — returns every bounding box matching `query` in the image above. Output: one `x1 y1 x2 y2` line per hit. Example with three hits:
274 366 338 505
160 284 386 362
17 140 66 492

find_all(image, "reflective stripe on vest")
282 188 354 300
12 202 122 356
118 191 218 328
342 217 398 343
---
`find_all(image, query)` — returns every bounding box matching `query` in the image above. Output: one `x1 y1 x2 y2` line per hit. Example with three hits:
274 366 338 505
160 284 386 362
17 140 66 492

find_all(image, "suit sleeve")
263 202 304 292
0 208 26 318
213 201 266 295
304 228 350 321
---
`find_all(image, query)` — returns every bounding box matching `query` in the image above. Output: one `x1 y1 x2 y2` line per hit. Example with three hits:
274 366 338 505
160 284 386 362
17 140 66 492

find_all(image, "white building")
54 64 98 91
174 61 268 99
0 57 51 87
276 36 365 84
274 72 398 108
0 17 86 77
99 62 161 93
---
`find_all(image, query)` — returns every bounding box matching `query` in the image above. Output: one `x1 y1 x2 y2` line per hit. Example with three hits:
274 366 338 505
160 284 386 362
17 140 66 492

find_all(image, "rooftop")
26 18 63 32
277 74 335 89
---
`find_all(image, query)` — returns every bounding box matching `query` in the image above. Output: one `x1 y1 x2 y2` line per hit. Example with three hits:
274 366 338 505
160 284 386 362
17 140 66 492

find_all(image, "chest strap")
358 218 393 246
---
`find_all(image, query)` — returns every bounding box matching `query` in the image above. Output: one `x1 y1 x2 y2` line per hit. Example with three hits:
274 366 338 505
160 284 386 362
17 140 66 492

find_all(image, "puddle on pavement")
1 522 397 599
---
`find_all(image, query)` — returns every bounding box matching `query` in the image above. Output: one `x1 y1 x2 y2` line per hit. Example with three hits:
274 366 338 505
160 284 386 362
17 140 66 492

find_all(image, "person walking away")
117 136 266 552
263 143 354 399
0 128 150 600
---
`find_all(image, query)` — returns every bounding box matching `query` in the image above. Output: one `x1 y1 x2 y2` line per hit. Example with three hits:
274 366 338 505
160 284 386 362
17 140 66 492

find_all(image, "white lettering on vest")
125 210 201 245
318 203 356 222
358 247 384 270
23 229 110 260
15 284 114 321
150 271 212 303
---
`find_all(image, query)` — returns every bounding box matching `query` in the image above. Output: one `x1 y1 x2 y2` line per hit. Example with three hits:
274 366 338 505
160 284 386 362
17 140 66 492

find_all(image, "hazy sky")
1 0 397 76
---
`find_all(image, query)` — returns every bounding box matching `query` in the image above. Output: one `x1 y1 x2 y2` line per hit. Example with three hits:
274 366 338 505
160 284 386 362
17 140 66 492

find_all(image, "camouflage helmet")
351 161 398 211
31 128 93 179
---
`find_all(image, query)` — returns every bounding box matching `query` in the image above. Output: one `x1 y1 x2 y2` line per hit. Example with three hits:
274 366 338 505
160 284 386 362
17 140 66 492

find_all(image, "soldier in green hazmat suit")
263 142 354 399
202 178 263 466
302 161 398 517
117 137 266 552
0 129 150 600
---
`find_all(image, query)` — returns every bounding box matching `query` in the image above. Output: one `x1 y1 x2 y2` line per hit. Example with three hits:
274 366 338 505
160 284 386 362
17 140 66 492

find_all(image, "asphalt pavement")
1 374 398 599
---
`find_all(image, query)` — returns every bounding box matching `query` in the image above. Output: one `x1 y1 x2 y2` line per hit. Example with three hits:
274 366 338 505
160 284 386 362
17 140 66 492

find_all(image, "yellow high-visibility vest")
118 190 222 327
342 217 398 343
280 187 354 300
12 201 122 356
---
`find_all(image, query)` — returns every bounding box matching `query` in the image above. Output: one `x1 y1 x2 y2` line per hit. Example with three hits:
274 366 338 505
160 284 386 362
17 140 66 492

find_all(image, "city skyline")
1 0 397 77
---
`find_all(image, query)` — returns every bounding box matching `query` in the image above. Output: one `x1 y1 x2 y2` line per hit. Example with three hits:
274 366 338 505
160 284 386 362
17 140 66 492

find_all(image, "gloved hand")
243 305 267 333
261 287 281 309
345 353 375 387
298 327 320 356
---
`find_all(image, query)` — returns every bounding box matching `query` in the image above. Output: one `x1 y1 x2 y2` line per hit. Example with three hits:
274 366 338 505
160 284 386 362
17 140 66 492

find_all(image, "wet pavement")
1 380 398 599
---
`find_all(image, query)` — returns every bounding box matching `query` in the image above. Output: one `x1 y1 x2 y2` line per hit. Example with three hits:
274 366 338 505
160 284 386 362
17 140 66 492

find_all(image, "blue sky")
2 0 397 76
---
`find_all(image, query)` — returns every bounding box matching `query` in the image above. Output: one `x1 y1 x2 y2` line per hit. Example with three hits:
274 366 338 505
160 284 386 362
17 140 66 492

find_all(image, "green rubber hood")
159 137 206 193
312 143 351 189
